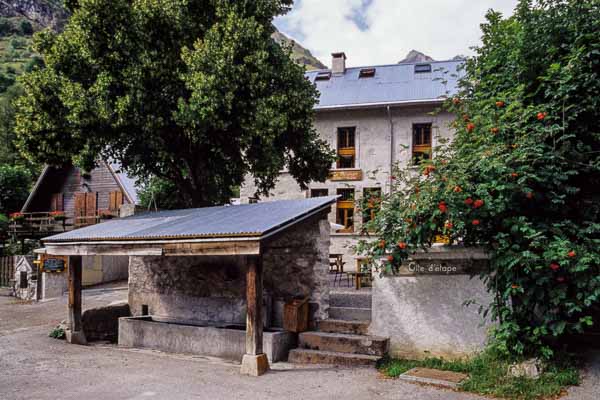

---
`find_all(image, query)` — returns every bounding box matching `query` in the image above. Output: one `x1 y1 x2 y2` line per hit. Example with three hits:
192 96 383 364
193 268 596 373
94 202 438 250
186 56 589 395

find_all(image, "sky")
274 0 519 68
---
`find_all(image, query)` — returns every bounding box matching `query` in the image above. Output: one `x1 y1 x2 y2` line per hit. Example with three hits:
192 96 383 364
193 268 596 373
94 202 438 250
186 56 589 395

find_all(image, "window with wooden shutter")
50 193 64 211
74 192 98 226
109 191 124 212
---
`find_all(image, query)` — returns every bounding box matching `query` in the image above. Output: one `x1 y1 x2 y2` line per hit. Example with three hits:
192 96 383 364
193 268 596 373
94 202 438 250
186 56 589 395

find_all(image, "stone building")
241 53 464 259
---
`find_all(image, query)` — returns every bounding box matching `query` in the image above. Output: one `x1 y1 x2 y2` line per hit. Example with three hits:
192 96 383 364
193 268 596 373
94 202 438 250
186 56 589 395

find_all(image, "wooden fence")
0 256 15 287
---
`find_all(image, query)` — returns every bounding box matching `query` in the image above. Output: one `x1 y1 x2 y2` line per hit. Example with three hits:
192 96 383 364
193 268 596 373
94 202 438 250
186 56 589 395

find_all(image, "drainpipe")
387 105 394 194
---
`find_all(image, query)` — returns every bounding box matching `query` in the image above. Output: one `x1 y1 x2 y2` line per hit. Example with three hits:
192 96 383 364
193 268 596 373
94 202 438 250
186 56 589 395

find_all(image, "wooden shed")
42 197 336 376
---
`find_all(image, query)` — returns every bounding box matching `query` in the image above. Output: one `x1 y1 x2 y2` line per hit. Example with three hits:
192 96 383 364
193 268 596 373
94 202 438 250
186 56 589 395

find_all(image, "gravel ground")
0 288 598 400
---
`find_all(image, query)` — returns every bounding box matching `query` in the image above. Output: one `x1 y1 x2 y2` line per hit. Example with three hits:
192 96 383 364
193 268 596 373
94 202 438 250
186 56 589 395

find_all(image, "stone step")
330 292 372 309
317 319 370 335
329 306 371 321
299 331 388 356
288 348 381 367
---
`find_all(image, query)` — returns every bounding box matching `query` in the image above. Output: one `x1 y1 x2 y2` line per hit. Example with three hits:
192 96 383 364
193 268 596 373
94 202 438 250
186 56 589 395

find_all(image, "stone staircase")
288 290 389 367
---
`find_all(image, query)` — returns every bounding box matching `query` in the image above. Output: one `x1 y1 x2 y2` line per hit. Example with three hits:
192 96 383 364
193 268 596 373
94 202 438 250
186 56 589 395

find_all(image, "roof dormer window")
315 71 332 81
415 64 432 74
358 68 376 78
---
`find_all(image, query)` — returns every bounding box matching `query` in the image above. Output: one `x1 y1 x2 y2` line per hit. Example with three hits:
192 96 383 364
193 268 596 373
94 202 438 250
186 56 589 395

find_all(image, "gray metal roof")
306 60 465 110
43 196 337 243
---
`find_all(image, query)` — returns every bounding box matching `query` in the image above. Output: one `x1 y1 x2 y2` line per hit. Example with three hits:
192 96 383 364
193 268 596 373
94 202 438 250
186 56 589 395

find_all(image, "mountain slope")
272 31 326 70
399 50 435 63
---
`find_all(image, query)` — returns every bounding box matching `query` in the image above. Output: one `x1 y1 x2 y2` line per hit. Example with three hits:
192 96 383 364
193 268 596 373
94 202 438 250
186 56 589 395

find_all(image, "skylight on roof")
414 64 432 74
315 71 332 81
359 68 376 78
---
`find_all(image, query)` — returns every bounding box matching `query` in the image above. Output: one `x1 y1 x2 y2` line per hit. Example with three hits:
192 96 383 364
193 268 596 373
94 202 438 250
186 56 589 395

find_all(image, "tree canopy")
15 0 334 207
0 164 31 215
361 0 600 359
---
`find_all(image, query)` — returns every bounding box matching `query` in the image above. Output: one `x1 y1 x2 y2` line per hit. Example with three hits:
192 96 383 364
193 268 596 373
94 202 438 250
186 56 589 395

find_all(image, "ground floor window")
336 188 355 233
362 188 382 226
310 188 329 198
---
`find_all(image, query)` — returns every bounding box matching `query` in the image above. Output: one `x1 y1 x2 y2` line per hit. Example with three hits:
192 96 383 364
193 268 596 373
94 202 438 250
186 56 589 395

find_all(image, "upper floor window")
415 64 432 74
337 127 356 169
412 123 432 164
359 68 376 78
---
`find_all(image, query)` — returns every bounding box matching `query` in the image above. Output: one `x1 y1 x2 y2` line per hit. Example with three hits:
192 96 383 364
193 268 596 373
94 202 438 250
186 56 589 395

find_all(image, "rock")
508 358 543 379
82 303 131 343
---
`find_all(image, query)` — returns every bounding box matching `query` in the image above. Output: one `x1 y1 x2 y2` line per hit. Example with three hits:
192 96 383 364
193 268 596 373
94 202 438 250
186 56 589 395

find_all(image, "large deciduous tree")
15 0 334 207
361 0 600 359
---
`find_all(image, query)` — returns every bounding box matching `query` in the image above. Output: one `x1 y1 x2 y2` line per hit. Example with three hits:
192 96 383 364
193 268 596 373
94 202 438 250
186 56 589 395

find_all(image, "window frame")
310 188 329 198
412 123 433 164
336 127 357 169
336 188 355 233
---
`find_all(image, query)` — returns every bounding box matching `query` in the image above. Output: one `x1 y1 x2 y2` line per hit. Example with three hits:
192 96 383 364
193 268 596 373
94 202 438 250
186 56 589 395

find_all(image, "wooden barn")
14 161 139 238
11 161 140 290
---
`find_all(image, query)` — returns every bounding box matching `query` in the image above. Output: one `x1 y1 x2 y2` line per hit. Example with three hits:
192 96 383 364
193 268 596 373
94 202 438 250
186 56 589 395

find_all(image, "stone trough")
118 316 297 363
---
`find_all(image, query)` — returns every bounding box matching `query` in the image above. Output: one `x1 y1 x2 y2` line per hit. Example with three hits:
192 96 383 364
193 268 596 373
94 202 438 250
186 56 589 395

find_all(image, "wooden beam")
163 241 260 256
44 240 260 257
66 255 86 345
45 245 164 257
245 255 263 355
240 255 269 376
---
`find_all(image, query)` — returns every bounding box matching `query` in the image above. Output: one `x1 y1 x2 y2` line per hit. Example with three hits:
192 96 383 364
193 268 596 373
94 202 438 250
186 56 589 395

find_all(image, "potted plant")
49 211 66 222
9 212 25 223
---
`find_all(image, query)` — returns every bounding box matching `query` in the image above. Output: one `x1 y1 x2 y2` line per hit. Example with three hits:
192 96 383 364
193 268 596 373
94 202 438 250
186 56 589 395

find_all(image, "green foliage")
48 326 65 339
378 350 580 400
15 0 334 208
137 177 189 210
19 21 34 36
0 213 8 240
0 165 31 215
360 0 600 359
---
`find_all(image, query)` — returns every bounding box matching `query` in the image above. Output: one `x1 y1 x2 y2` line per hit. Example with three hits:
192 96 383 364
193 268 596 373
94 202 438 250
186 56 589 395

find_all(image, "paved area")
0 287 598 400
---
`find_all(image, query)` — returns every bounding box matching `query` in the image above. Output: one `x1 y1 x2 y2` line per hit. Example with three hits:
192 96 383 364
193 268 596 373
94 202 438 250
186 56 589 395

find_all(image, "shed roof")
306 60 465 110
43 196 337 244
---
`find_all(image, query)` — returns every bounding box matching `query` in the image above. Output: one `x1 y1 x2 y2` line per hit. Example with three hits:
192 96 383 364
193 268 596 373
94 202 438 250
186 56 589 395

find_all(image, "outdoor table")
346 271 370 290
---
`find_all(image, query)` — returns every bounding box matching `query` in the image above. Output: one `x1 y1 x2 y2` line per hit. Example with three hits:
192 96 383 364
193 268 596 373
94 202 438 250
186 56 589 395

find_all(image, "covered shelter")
42 197 337 376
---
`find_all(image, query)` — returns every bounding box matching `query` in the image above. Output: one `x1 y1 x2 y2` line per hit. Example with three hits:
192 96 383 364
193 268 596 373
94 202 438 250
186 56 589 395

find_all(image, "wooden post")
240 255 269 376
66 255 86 345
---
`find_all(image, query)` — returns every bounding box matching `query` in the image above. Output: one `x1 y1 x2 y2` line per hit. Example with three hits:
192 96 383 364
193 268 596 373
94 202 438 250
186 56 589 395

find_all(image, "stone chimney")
331 52 347 75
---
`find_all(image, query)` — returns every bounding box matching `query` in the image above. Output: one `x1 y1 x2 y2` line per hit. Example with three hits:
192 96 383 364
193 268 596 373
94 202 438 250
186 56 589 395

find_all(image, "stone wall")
82 255 128 286
128 212 331 326
369 247 494 360
42 270 67 299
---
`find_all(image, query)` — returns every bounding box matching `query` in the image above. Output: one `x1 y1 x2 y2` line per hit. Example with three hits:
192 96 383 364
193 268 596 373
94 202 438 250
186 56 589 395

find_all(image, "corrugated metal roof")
43 196 337 243
306 60 465 110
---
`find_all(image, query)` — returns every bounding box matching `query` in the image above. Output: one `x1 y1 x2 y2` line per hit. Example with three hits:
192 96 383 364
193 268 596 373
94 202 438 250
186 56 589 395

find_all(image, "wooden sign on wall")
39 254 68 273
329 169 363 181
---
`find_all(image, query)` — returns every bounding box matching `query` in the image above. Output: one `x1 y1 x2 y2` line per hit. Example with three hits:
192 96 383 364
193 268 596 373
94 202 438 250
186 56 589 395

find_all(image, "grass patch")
377 351 580 400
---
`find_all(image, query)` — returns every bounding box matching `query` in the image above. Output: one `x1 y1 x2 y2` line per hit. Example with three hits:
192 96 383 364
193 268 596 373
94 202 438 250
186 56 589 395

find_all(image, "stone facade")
369 247 494 360
241 105 456 261
128 212 331 326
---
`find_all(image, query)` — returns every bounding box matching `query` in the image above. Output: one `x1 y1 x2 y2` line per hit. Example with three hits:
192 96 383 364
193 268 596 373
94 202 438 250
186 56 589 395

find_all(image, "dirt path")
0 287 598 400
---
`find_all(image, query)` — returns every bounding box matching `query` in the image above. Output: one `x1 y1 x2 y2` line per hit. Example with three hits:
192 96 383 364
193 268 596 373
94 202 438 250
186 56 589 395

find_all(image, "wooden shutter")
50 193 64 212
74 193 87 220
109 191 124 211
86 192 97 218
